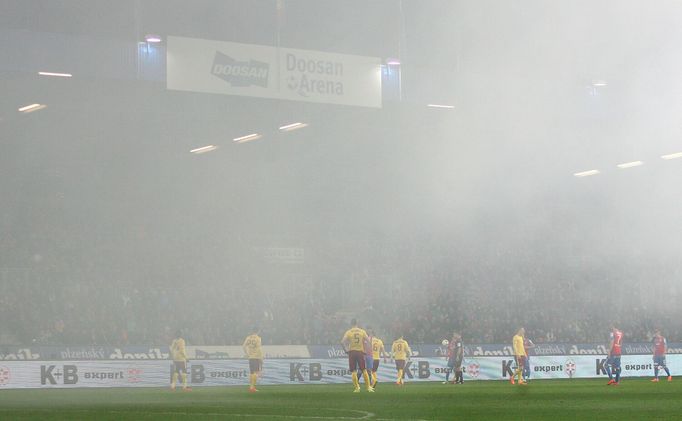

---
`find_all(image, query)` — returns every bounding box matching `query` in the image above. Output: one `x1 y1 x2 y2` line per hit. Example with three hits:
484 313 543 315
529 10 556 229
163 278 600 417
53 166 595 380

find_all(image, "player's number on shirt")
396 344 402 351
373 344 379 352
353 333 360 344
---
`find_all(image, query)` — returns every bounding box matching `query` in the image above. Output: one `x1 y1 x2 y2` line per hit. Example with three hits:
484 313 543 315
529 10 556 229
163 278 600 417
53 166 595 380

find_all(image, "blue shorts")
365 355 373 371
606 356 621 369
447 357 462 369
654 355 667 367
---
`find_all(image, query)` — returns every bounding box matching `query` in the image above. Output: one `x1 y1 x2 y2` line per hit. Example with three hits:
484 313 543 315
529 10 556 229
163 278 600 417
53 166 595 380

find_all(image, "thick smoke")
0 0 681 351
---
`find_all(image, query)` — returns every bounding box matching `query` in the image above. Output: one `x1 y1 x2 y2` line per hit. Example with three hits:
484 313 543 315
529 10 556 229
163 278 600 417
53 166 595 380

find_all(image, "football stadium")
1 1 682 420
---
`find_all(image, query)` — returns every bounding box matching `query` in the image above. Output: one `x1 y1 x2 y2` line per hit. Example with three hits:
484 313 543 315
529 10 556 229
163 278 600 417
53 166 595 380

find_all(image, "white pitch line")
0 408 374 420
107 409 375 419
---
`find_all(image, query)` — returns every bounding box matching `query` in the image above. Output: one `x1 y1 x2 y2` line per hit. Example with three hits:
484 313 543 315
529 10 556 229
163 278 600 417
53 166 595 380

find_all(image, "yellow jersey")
342 327 369 352
392 338 411 361
513 335 526 357
170 338 187 362
371 337 385 360
243 334 263 359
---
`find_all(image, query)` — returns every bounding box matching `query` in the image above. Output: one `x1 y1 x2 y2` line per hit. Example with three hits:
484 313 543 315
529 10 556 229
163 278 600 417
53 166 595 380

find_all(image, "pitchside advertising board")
308 342 682 359
166 36 382 108
0 345 310 361
3 343 681 361
0 355 679 389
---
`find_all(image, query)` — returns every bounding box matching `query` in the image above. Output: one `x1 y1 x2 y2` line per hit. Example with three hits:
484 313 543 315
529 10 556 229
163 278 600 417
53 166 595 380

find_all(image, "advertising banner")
167 36 382 108
0 355 678 389
0 346 170 361
0 345 309 361
187 345 310 359
310 343 682 359
4 343 681 362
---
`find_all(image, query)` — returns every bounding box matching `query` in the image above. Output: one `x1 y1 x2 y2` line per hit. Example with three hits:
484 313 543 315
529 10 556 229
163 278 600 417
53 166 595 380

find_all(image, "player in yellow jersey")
341 319 374 393
512 327 527 385
170 330 191 391
242 327 263 392
391 335 412 386
368 328 387 388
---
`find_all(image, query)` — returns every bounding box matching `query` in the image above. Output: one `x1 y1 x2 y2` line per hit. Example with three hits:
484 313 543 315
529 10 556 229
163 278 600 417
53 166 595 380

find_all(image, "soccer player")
369 329 387 388
511 328 526 385
606 325 623 385
170 330 191 391
523 335 535 383
652 328 672 382
341 319 374 393
391 335 412 385
444 333 464 384
360 328 374 387
243 327 263 392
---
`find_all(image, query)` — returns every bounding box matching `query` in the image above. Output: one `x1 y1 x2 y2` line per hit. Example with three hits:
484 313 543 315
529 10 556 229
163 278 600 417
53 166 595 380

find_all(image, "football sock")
615 369 620 383
351 372 359 388
655 366 659 379
605 364 612 380
171 373 177 388
397 369 403 383
181 373 187 388
362 370 371 389
445 369 450 382
371 372 377 387
664 367 671 377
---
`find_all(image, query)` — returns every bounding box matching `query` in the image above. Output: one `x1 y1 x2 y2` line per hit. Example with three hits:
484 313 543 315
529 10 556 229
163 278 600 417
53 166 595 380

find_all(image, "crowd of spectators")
1 253 680 347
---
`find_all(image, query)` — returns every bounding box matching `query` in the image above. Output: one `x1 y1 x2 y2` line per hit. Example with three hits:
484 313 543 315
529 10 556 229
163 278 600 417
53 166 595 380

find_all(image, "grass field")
0 379 680 420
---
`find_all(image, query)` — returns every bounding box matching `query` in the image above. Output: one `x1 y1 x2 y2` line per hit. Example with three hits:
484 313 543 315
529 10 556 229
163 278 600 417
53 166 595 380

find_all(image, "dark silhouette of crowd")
2 254 679 347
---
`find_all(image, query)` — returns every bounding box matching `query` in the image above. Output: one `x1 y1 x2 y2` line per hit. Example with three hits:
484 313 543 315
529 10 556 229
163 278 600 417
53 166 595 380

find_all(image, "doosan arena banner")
166 36 383 108
0 355 679 389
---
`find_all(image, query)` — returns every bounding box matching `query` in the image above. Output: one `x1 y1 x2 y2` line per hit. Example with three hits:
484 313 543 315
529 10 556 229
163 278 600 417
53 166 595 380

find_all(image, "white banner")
0 355 677 389
167 36 382 108
187 345 310 359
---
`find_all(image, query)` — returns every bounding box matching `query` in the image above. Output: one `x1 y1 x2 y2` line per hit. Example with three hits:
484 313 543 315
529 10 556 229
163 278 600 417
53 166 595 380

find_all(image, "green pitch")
0 379 680 420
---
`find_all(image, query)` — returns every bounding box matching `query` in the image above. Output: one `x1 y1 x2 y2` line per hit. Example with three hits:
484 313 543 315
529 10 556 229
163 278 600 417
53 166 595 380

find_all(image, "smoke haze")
1 0 681 348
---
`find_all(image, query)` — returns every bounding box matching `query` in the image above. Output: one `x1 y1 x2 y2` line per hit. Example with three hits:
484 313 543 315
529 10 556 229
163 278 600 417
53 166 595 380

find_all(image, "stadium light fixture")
573 169 600 177
386 58 401 66
592 81 607 87
190 145 218 154
616 161 644 169
18 103 46 113
427 104 454 109
144 34 162 43
38 71 72 77
661 152 682 160
278 122 308 132
233 133 262 144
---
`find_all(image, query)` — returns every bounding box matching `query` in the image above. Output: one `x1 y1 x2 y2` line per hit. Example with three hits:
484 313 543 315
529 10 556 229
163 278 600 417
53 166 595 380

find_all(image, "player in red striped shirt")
651 329 672 382
606 326 623 386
